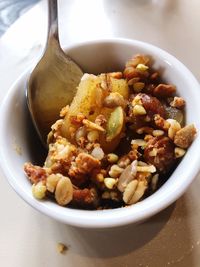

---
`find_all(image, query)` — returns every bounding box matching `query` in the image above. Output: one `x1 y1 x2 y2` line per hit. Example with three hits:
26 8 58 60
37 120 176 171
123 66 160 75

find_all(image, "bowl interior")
1 39 200 228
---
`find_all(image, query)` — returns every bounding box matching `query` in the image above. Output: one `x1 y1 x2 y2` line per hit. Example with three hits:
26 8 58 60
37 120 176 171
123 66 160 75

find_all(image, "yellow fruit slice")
109 77 129 99
61 74 102 141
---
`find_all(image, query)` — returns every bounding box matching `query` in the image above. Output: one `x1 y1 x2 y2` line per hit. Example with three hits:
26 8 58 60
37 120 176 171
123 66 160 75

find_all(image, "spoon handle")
47 0 59 42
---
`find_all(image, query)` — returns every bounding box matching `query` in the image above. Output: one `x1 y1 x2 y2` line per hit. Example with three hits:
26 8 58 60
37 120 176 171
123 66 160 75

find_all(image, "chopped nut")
104 178 117 189
70 114 86 125
118 160 138 192
167 119 181 140
102 191 110 199
154 114 170 130
150 72 159 81
144 136 175 173
144 134 154 142
151 174 159 191
96 173 104 183
108 72 123 79
57 243 67 254
126 55 150 67
128 150 138 161
87 130 99 142
107 153 119 163
75 153 100 173
144 115 151 122
136 127 154 135
24 163 48 184
73 187 99 208
32 181 46 199
47 119 64 143
68 162 88 187
152 130 164 137
136 165 156 173
110 191 121 201
55 176 73 206
47 138 77 164
136 93 166 119
174 147 186 158
103 92 126 108
128 77 140 86
46 173 62 193
60 105 69 117
123 180 147 204
131 95 142 106
133 105 147 115
100 75 108 90
124 66 139 80
123 179 138 204
85 142 95 151
83 119 105 132
133 82 145 92
118 155 131 168
137 161 148 166
170 97 185 109
131 139 147 148
75 126 87 144
174 124 197 148
136 64 149 71
91 147 104 160
148 148 158 157
95 114 107 126
153 84 176 98
109 164 124 178
69 126 76 138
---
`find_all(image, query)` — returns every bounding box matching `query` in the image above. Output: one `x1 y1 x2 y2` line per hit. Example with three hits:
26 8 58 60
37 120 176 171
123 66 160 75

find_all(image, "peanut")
55 176 73 206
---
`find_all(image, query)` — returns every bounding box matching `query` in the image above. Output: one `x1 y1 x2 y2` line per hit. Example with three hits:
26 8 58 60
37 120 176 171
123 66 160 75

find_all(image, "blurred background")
0 0 39 36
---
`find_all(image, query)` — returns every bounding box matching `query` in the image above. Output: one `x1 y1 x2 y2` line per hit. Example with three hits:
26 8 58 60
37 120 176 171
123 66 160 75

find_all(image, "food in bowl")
24 54 196 210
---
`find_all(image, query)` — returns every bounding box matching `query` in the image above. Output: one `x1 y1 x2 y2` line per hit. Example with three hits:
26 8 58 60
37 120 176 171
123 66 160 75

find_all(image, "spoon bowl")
27 0 83 145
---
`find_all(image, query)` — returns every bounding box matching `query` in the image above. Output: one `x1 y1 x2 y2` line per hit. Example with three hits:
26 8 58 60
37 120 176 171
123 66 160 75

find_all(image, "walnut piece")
73 188 99 208
170 96 185 109
68 164 88 187
153 84 176 98
75 153 101 173
24 163 49 184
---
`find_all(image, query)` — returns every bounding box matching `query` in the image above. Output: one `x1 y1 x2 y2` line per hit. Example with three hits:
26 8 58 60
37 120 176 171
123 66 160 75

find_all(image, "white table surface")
0 0 39 36
1 1 200 266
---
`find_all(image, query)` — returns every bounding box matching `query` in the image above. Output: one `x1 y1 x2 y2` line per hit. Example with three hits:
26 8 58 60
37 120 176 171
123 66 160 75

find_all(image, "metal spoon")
26 0 83 146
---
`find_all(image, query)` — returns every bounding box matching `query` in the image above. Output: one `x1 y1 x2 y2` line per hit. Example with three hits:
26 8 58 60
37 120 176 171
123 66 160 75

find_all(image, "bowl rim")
1 37 200 228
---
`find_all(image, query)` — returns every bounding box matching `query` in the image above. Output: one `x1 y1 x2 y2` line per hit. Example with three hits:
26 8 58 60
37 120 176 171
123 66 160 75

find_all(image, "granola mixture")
24 54 197 209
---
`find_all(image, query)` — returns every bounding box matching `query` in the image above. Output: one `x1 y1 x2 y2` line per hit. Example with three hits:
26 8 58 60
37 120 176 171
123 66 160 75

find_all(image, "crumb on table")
57 242 68 254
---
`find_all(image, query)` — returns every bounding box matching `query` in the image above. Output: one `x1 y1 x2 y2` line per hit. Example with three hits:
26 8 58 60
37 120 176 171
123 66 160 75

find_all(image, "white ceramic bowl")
1 38 200 228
